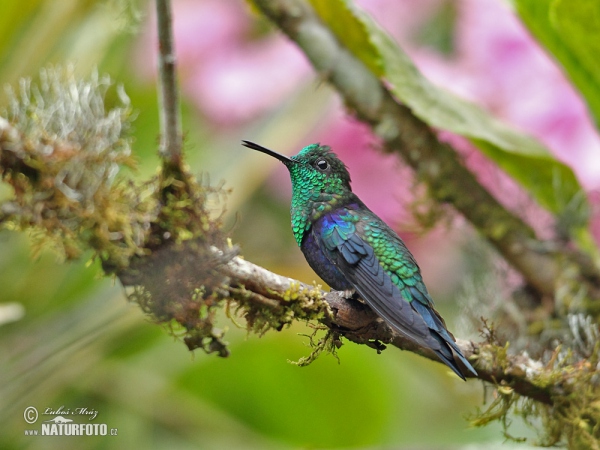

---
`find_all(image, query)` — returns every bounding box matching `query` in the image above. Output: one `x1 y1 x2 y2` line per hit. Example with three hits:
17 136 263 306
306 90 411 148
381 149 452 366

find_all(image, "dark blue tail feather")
412 300 477 379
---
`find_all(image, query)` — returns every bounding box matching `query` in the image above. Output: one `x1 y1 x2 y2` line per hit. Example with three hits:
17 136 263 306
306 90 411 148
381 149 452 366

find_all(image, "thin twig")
155 0 182 168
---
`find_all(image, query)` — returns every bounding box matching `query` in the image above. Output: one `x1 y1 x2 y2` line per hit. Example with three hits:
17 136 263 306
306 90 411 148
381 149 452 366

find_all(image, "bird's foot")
366 340 387 354
341 288 357 299
337 288 365 304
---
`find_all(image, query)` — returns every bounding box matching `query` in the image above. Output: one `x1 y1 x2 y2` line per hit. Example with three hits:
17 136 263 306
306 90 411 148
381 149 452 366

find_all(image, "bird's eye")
315 159 329 171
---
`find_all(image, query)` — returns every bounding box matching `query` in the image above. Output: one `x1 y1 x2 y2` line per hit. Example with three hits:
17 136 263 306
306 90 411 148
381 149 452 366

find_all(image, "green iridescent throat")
287 144 353 246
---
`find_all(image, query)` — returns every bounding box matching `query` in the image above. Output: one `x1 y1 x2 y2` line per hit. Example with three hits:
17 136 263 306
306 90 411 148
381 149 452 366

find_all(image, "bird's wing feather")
317 211 439 350
316 208 477 378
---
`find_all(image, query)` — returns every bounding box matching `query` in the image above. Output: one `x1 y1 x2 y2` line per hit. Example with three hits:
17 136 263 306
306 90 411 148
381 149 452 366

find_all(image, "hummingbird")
242 140 477 380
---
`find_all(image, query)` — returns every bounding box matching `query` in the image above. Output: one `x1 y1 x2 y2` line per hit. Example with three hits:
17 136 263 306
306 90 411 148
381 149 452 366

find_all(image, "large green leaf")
515 0 600 129
308 0 587 224
309 0 382 76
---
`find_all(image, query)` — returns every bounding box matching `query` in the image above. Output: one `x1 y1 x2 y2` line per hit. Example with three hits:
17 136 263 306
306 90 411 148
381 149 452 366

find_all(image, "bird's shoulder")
317 204 433 306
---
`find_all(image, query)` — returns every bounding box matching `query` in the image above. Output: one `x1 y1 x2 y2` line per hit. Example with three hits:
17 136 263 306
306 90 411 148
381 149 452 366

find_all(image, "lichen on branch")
0 66 238 355
0 65 155 265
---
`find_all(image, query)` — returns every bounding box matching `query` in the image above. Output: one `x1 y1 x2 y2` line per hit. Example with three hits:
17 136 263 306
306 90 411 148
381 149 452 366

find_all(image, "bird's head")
242 141 352 197
243 140 355 245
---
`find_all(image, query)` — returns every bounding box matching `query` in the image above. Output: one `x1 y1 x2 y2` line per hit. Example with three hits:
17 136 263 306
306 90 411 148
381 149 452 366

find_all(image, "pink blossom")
356 0 444 43
357 0 600 190
417 0 600 188
134 0 311 125
186 37 309 124
134 0 249 80
357 0 600 240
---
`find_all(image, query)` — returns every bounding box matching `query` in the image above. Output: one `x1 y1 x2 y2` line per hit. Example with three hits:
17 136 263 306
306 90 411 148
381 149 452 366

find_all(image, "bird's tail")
433 334 477 380
412 301 477 380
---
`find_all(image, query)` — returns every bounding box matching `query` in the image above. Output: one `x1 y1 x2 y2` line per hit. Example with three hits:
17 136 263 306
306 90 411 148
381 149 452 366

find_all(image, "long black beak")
242 140 295 164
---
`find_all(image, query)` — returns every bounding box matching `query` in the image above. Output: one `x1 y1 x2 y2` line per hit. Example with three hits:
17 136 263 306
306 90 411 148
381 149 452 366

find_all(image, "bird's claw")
340 288 357 299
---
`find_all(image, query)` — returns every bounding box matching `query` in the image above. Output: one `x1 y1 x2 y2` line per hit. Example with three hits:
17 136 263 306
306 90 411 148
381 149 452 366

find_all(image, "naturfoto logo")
23 406 117 437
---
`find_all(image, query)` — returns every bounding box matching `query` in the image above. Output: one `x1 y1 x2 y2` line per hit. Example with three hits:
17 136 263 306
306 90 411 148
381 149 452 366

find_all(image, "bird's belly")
300 231 353 291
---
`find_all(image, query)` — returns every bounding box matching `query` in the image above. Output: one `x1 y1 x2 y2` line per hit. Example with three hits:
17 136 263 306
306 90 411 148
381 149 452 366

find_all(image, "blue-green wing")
317 208 476 379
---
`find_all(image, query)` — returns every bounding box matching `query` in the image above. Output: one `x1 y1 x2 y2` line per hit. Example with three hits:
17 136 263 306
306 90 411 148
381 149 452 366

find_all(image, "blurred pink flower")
357 0 600 241
134 0 311 124
356 0 445 43
418 0 600 189
186 37 309 124
136 0 600 183
134 0 249 79
357 0 600 187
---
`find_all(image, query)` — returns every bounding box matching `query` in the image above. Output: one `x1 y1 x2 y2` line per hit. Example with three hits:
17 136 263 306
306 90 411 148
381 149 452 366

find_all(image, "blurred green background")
0 0 555 448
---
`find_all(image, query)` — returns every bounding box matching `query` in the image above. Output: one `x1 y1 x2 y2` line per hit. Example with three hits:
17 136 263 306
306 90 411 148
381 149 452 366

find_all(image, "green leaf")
308 0 383 76
309 0 588 226
515 0 600 129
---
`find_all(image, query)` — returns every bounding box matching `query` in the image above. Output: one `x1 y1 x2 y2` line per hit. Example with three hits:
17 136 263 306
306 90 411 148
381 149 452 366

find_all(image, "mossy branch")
214 252 600 446
0 67 155 265
218 252 559 401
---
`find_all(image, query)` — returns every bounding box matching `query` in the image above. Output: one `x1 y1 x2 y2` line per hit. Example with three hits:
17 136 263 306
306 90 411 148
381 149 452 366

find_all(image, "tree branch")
155 0 182 169
219 250 555 405
250 0 600 300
